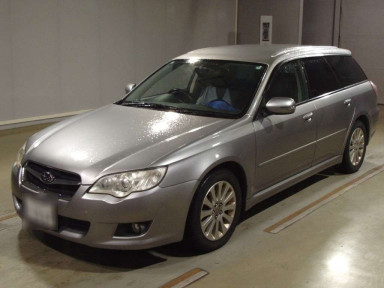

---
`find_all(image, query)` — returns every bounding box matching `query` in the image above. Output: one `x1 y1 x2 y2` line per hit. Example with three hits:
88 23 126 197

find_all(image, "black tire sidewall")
341 120 367 173
185 169 242 253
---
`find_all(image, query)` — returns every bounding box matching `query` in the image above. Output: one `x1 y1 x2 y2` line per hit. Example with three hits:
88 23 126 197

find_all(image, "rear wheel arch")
339 119 367 173
355 115 370 145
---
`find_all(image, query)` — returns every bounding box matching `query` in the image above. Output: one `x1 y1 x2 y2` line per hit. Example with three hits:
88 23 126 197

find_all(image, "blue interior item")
206 100 238 112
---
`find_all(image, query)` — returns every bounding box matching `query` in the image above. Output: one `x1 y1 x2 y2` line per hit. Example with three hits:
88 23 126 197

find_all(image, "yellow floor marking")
159 268 209 288
0 212 17 222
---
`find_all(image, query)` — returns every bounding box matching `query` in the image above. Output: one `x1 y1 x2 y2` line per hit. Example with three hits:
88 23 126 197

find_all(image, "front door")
253 60 317 192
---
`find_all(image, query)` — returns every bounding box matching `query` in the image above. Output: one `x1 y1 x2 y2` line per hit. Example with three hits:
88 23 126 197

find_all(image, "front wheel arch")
184 168 242 252
197 161 247 213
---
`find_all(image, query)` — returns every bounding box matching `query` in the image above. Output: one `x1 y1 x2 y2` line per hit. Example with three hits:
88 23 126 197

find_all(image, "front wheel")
339 120 367 173
185 169 242 252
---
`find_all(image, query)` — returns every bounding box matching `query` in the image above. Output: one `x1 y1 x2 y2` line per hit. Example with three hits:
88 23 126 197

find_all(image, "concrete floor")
0 108 383 288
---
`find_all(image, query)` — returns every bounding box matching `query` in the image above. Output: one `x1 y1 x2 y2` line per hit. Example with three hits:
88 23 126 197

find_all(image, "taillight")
370 81 379 103
370 81 378 97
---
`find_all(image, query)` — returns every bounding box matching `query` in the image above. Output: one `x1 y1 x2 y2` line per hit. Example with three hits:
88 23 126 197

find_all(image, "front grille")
23 161 81 199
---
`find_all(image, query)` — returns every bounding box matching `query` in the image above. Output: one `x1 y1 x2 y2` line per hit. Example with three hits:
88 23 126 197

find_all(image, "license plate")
24 193 58 230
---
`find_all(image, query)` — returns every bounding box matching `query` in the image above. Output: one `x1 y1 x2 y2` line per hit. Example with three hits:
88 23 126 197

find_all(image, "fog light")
114 221 151 237
132 223 147 234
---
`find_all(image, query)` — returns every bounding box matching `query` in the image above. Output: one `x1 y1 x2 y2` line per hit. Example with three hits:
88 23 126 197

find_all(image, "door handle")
303 112 313 122
344 99 351 107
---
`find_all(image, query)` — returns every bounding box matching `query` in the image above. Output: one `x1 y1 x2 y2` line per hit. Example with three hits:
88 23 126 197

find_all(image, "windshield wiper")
184 109 239 119
118 101 238 118
120 101 176 110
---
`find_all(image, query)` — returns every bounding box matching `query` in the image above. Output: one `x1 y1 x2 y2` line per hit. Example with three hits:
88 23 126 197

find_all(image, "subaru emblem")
40 171 55 184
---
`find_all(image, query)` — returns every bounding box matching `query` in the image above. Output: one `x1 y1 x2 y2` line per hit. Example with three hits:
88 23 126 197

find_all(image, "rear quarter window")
301 57 341 98
325 56 367 88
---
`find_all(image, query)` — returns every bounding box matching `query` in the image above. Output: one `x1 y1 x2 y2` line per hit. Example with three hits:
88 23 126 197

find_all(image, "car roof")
174 44 351 65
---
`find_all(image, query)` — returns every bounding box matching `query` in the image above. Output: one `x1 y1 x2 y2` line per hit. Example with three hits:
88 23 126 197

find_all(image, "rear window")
301 57 340 98
325 56 367 88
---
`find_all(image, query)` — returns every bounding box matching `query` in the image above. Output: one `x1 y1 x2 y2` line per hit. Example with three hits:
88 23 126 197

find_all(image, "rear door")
301 56 361 164
253 60 317 192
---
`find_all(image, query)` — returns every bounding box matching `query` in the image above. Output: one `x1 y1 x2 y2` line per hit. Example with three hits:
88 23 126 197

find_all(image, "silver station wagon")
12 45 379 252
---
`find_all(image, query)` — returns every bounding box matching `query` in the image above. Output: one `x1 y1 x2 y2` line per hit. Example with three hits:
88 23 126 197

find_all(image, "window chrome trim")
295 80 369 107
254 54 369 120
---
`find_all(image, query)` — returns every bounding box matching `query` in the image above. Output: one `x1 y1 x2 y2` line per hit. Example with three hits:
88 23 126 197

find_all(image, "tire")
185 169 242 253
339 120 367 174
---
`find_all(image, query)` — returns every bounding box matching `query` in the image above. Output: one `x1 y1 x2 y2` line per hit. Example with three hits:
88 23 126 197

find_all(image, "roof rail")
271 46 348 58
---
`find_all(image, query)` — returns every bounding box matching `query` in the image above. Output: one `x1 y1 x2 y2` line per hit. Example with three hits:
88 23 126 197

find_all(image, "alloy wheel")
349 127 365 166
200 181 237 241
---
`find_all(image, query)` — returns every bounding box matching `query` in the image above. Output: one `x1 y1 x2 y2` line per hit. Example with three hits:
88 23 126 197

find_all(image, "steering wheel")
168 88 194 103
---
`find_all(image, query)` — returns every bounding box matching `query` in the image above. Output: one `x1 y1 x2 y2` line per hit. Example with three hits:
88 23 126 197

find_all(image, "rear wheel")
339 120 367 173
185 169 242 252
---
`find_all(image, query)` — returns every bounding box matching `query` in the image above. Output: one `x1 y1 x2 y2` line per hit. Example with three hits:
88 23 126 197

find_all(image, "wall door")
339 0 384 104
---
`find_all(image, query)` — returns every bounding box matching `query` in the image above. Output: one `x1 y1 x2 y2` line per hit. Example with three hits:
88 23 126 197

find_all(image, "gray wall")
0 0 236 123
302 0 384 103
339 0 384 104
302 0 335 45
238 0 301 44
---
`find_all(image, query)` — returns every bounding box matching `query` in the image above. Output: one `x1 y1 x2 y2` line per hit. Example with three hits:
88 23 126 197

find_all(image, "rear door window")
301 57 341 98
325 56 367 88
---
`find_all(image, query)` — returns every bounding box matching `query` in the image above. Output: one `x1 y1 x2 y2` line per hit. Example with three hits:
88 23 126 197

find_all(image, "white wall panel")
11 0 60 118
99 0 137 103
135 0 167 80
59 0 101 111
0 0 235 123
0 0 13 121
165 0 194 60
215 0 236 45
189 1 218 49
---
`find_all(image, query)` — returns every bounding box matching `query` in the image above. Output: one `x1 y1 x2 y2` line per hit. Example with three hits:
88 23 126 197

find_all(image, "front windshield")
120 59 267 118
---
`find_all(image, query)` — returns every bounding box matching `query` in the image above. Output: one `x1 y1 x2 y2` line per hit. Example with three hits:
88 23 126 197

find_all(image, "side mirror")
266 97 296 115
125 83 136 94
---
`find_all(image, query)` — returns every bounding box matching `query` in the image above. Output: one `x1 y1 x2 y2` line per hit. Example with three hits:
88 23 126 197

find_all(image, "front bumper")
11 164 198 250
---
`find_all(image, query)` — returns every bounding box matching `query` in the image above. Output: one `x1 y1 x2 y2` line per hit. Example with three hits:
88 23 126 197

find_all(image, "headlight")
88 167 167 198
15 142 26 167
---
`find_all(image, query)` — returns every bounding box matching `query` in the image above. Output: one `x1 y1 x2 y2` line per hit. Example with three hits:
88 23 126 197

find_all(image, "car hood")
25 104 234 184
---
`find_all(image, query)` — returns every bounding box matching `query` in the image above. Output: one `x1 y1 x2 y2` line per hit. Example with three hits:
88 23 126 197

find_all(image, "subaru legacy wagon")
12 45 379 252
